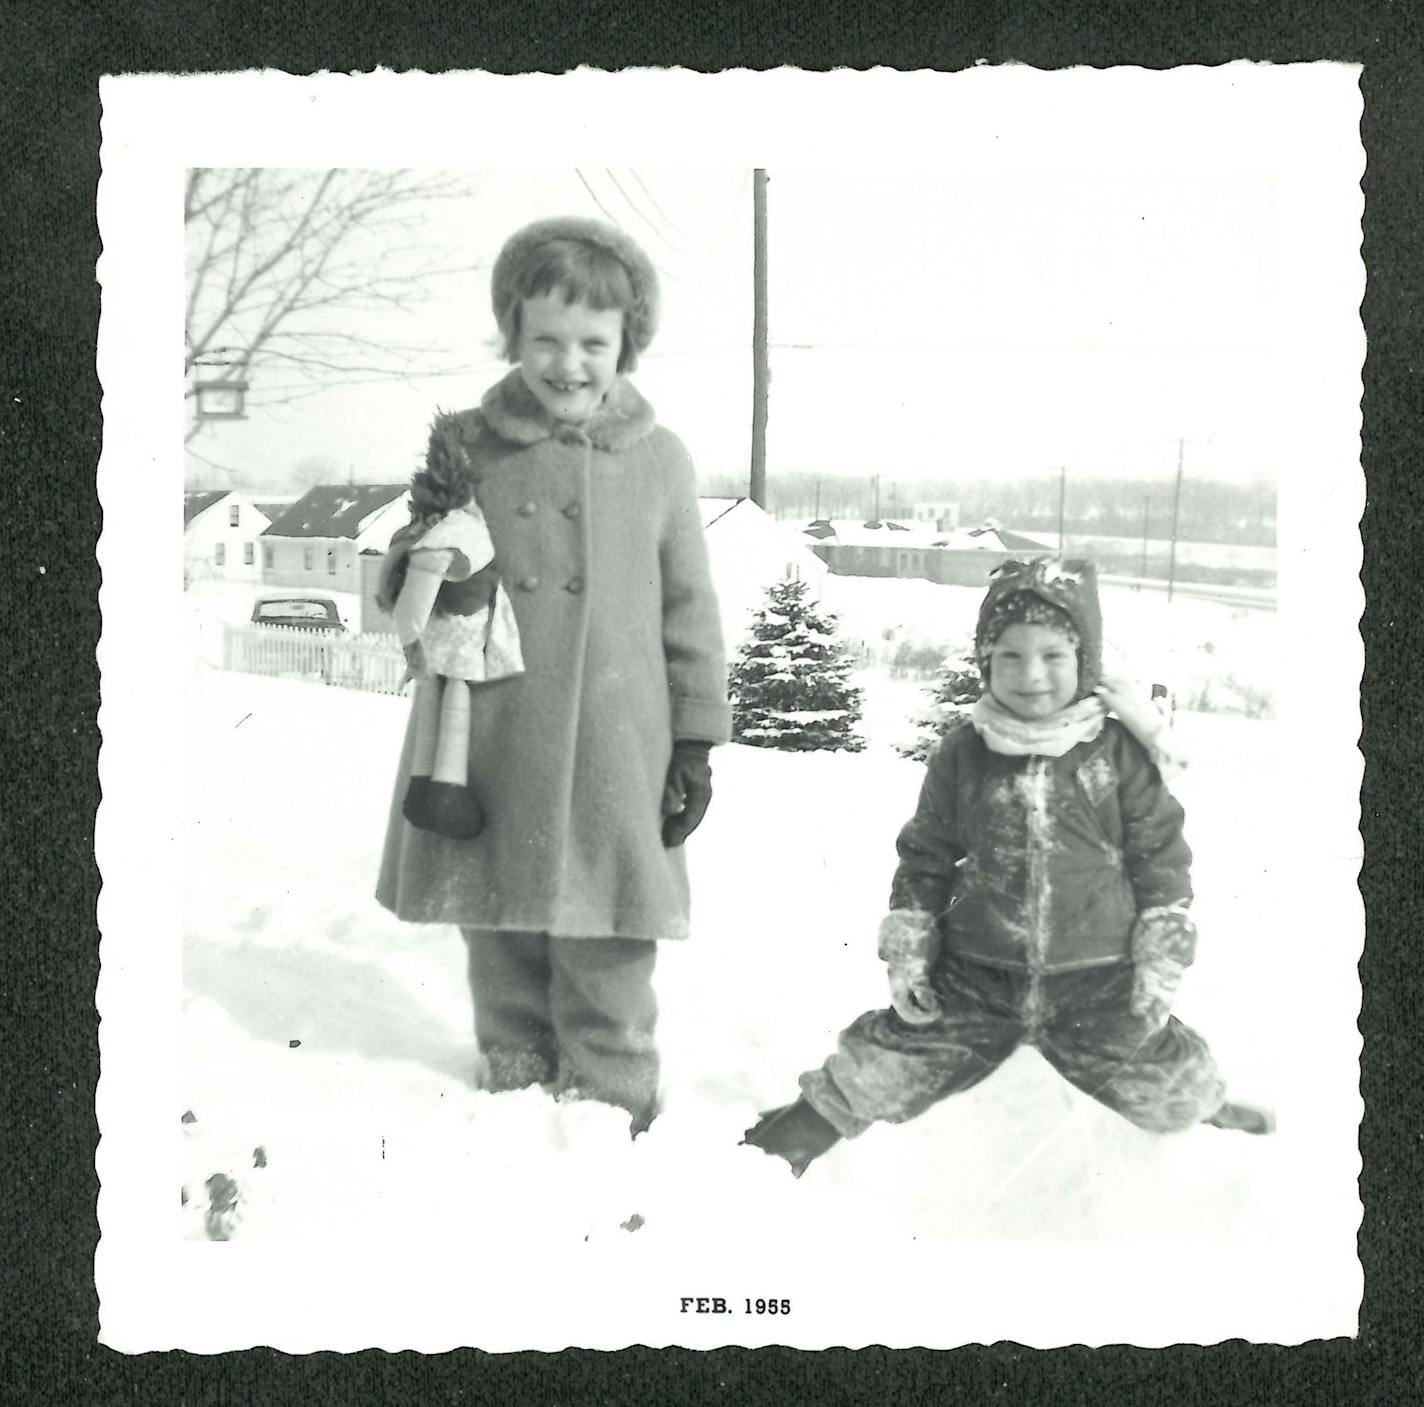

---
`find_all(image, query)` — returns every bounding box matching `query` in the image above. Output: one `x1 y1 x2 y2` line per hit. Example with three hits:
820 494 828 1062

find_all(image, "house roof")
253 500 296 522
183 490 228 526
936 525 1055 552
988 527 1055 551
799 517 941 549
804 518 1054 554
699 496 746 530
261 484 408 539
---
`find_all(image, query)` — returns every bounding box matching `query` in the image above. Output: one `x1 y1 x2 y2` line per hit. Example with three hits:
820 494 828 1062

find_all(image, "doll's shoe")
420 781 486 840
402 776 433 828
1205 1100 1276 1135
741 1097 842 1177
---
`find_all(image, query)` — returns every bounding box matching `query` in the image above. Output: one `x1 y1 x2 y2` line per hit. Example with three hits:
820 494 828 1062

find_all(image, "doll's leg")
401 675 443 828
421 678 485 840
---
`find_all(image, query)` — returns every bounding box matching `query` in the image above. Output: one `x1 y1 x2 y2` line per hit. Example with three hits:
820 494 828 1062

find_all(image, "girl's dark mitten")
661 740 713 847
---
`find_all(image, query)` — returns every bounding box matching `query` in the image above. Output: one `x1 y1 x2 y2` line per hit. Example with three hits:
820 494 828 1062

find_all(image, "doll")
376 415 524 840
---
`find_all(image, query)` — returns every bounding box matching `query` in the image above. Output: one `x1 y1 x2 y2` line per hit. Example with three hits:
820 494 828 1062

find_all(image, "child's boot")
1205 1100 1276 1135
742 1097 842 1177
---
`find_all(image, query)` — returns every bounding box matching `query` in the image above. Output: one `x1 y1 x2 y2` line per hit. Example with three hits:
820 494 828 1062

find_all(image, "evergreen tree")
895 643 982 761
730 578 866 752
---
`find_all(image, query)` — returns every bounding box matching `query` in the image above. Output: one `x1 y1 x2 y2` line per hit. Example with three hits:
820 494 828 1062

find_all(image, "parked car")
249 595 348 634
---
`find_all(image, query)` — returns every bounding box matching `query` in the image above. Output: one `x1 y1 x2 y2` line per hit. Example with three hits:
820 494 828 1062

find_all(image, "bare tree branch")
185 168 484 443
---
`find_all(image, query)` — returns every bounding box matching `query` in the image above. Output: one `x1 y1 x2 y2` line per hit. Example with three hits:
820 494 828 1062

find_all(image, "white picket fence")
222 624 407 695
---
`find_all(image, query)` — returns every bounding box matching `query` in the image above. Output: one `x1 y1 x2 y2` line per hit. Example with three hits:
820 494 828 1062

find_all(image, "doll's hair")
408 414 477 522
491 218 660 373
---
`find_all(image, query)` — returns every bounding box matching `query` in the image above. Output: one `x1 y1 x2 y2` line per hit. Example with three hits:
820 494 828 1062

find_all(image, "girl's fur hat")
975 557 1104 698
491 216 660 369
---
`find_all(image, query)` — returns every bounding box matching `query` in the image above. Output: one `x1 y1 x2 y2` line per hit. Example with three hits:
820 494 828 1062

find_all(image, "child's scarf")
971 694 1107 757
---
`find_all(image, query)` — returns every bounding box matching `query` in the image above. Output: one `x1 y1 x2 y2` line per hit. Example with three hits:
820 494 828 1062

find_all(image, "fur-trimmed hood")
477 369 657 453
974 557 1104 699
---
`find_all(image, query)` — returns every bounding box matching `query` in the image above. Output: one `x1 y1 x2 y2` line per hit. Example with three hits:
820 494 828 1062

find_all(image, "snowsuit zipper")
1021 756 1051 1040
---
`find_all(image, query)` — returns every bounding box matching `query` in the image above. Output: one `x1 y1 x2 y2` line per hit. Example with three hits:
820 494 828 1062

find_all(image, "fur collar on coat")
479 369 657 453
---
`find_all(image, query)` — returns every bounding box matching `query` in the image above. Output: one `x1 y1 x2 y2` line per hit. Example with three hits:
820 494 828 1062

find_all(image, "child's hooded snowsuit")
800 559 1225 1138
898 558 1190 974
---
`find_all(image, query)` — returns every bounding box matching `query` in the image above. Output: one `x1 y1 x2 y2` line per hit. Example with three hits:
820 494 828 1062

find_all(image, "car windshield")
256 600 333 620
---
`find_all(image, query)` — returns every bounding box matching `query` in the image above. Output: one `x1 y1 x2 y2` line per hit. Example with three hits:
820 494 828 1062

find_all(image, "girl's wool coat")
375 371 731 940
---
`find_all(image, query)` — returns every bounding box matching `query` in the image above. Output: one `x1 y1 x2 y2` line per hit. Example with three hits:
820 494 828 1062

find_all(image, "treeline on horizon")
697 470 1277 547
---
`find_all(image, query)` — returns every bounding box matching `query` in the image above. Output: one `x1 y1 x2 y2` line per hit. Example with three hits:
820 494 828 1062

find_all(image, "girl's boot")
742 1097 842 1177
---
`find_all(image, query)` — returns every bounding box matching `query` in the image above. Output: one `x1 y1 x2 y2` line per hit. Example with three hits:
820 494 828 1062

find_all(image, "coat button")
517 501 537 517
564 577 585 594
518 575 540 592
562 502 582 520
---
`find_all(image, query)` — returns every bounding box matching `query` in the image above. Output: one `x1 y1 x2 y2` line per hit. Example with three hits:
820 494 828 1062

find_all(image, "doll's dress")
412 508 525 682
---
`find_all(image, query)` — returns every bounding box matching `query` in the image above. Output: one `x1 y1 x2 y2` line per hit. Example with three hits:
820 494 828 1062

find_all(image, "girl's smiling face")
516 292 624 424
987 621 1080 719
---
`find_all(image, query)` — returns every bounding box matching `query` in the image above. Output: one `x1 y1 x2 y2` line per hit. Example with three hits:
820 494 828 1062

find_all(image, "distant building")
259 484 411 600
911 501 961 532
802 519 1054 587
183 490 276 584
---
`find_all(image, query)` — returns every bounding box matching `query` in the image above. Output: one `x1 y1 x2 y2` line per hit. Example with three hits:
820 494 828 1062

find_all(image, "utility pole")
814 479 821 519
1139 493 1150 591
750 168 769 509
872 474 881 520
1167 437 1184 604
1057 466 1067 555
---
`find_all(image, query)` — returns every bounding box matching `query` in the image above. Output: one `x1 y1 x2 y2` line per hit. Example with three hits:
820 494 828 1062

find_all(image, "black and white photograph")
95 66 1364 1351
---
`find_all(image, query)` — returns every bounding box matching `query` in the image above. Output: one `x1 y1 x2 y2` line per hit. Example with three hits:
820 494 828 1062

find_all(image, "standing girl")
376 217 730 1134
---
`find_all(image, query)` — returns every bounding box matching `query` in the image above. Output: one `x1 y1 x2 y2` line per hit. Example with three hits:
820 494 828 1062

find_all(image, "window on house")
327 550 337 575
214 543 226 566
243 542 254 566
262 544 273 570
229 504 240 527
303 548 314 572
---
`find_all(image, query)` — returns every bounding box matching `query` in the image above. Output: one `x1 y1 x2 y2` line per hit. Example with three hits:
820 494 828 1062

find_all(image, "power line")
628 169 702 244
574 168 626 230
606 169 702 260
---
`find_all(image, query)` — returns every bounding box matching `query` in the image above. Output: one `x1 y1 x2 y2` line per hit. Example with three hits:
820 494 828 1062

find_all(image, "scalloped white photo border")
95 64 1364 1352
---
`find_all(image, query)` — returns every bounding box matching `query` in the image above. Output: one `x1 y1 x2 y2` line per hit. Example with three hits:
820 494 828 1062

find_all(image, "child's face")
516 292 624 424
987 622 1080 719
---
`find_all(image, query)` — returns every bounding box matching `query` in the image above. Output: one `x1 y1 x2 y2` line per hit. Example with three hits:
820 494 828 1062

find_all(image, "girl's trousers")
461 928 658 1129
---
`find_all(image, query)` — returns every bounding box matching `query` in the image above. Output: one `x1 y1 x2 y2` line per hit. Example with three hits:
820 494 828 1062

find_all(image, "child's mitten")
878 909 941 1025
1129 903 1198 1030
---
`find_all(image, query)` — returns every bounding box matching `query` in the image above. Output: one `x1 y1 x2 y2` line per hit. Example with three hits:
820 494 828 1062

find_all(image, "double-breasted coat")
375 371 731 941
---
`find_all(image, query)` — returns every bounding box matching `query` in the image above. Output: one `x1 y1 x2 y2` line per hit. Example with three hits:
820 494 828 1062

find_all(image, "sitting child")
744 557 1271 1177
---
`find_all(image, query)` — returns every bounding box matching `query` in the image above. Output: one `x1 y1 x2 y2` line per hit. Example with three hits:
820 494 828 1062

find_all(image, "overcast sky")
187 162 1285 493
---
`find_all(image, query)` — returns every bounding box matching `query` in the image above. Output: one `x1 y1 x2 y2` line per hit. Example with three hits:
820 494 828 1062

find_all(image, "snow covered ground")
178 584 1326 1261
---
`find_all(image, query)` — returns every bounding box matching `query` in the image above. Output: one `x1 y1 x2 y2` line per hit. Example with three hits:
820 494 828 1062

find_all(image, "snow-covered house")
259 484 411 598
183 490 276 584
700 496 830 644
803 518 1053 587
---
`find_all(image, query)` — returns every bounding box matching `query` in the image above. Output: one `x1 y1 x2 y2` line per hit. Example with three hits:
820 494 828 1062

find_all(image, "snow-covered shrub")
889 639 950 678
730 578 866 751
895 644 983 761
